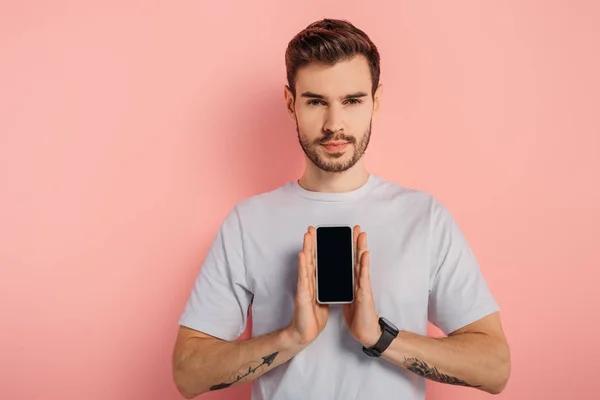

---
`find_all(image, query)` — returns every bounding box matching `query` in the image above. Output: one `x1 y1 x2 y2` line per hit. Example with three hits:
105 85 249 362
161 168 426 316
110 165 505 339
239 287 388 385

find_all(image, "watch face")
379 317 399 333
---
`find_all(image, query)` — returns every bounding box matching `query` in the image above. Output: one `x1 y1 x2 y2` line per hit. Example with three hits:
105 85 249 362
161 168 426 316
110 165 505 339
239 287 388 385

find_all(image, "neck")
298 159 370 193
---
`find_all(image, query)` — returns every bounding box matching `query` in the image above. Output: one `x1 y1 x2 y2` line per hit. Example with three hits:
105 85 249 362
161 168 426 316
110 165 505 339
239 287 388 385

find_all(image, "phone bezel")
314 224 355 304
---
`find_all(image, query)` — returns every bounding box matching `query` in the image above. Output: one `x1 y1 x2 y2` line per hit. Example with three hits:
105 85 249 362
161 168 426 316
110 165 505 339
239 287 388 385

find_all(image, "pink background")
1 1 599 399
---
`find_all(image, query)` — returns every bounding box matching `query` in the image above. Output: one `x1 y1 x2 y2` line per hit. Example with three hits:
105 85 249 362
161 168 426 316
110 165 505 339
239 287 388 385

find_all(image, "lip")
321 142 349 152
321 141 349 146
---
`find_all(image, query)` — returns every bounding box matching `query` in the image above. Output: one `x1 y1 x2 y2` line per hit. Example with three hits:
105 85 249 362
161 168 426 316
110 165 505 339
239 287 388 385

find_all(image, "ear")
372 83 383 116
283 85 296 121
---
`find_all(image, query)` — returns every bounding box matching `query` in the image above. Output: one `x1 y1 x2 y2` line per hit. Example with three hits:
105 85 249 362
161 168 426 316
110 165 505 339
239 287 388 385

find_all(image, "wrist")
361 317 401 358
280 326 311 351
361 325 383 348
380 330 411 361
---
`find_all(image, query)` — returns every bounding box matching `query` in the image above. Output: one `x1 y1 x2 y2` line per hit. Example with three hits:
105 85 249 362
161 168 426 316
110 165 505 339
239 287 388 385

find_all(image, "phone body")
315 225 355 304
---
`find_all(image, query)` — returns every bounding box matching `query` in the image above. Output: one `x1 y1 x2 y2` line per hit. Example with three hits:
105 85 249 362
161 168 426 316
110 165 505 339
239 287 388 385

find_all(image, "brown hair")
285 18 381 98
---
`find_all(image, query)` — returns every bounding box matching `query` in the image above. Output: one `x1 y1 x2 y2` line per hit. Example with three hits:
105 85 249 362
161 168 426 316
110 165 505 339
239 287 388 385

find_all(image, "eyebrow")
300 91 369 100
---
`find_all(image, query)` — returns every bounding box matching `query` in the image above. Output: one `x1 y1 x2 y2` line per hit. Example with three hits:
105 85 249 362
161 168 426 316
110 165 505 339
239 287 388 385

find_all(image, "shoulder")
219 181 294 229
370 174 446 216
234 181 293 212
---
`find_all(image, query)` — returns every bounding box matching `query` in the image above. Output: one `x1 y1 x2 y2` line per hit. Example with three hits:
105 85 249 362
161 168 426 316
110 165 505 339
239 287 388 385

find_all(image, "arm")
173 227 328 398
378 312 511 394
172 326 305 398
344 226 510 395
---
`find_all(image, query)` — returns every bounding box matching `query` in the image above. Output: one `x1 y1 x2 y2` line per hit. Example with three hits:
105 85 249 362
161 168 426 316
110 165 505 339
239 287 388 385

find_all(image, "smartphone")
315 225 354 304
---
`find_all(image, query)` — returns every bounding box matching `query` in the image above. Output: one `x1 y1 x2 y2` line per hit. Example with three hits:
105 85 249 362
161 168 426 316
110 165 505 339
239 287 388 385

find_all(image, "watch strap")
362 327 396 357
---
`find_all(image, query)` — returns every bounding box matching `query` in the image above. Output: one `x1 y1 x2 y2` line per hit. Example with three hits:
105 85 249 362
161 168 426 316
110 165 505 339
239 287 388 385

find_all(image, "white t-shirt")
179 174 499 400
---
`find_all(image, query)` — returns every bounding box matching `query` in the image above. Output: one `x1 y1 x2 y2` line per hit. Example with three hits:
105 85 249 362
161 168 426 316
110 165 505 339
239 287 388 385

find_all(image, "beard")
296 119 372 173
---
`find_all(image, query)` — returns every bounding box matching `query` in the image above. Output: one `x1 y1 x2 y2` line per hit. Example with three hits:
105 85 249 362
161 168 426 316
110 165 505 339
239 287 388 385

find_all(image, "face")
285 55 381 173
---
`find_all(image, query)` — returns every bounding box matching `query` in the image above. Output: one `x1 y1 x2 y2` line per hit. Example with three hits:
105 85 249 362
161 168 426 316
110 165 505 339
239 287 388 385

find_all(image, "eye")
345 99 362 105
307 100 325 106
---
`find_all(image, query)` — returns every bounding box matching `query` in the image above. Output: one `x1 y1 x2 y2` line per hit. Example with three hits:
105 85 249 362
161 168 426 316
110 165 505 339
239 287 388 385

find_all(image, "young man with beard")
172 18 510 400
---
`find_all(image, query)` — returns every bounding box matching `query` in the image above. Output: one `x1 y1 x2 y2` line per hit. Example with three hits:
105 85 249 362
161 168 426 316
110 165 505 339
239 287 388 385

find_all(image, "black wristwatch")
362 317 399 357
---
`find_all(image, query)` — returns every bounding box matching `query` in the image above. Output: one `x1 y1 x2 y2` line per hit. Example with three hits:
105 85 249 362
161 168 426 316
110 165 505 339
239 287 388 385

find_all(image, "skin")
344 225 511 394
284 55 382 194
172 55 511 398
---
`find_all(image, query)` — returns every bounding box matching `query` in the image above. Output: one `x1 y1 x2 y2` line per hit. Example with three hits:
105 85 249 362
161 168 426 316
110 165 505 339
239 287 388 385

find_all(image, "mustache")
315 134 356 145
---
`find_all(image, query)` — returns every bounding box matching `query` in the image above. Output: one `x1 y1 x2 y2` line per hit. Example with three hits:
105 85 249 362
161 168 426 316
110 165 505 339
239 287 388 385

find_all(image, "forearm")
173 328 305 398
382 330 510 394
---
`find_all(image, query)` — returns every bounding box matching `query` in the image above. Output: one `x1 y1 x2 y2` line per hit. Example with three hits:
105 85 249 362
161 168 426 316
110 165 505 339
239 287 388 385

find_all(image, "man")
172 18 510 399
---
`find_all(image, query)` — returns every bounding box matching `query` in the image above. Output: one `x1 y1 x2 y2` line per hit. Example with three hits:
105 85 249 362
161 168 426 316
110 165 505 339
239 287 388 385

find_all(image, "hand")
286 226 330 346
343 226 382 348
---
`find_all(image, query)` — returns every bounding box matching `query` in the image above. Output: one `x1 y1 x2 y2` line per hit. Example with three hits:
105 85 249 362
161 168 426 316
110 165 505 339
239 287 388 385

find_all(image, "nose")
323 105 344 134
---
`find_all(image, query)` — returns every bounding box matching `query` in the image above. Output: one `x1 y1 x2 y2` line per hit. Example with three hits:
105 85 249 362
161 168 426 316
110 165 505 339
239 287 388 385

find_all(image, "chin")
320 149 349 159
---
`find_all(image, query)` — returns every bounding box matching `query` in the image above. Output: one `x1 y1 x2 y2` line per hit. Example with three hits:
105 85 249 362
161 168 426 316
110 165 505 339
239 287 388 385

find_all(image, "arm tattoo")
403 357 481 388
210 352 279 391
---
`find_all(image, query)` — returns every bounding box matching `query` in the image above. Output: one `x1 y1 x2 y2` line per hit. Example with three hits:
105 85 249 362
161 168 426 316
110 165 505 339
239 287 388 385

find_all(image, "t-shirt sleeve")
427 198 499 335
178 206 253 341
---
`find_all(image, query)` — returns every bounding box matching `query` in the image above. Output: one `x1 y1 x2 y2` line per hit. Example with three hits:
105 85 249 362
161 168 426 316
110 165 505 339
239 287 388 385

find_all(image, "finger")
297 251 304 285
297 252 309 301
302 233 312 289
356 231 367 283
358 250 371 291
302 232 310 255
353 225 361 248
353 225 361 281
357 231 367 253
302 233 310 285
308 226 316 268
306 227 316 296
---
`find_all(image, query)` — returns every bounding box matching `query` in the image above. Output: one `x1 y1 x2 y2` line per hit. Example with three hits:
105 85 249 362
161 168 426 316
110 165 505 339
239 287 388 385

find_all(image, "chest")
243 209 432 336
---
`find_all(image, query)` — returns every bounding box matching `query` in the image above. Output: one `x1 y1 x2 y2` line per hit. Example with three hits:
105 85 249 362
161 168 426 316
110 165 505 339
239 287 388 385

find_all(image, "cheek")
296 109 323 132
345 107 372 124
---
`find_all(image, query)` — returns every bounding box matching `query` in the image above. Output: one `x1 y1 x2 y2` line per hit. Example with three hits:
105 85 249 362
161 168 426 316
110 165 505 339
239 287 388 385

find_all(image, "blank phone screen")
316 226 354 303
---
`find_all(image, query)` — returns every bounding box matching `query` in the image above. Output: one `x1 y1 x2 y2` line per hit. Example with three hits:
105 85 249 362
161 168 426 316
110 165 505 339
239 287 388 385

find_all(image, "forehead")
295 55 372 97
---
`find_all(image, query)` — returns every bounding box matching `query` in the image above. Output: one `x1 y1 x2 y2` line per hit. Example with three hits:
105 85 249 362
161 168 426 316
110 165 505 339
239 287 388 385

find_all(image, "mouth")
321 141 350 152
